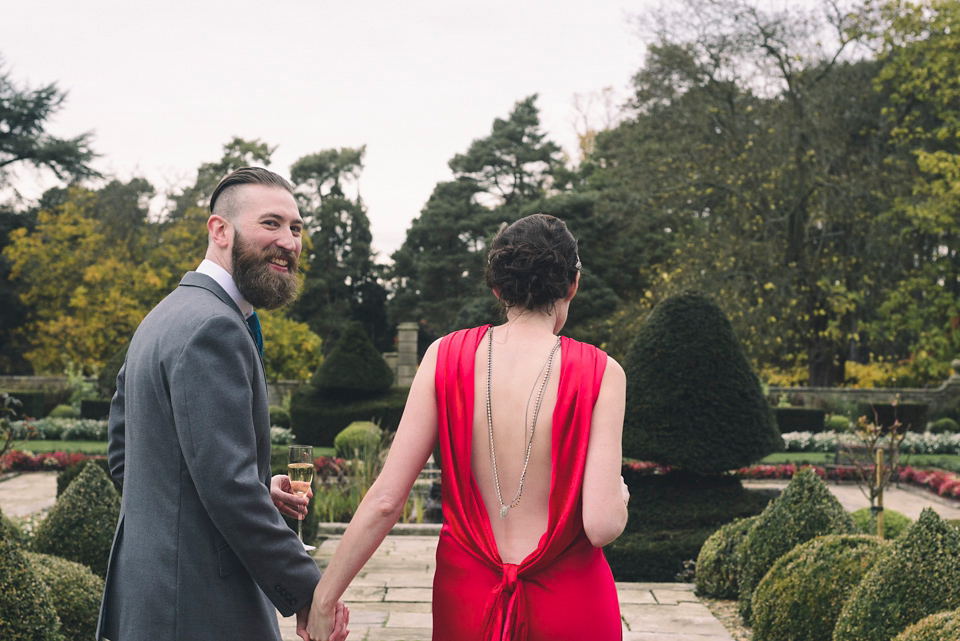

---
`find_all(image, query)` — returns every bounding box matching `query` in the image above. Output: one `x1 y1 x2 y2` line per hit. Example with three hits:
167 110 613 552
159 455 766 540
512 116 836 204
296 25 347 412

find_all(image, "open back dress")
432 325 622 641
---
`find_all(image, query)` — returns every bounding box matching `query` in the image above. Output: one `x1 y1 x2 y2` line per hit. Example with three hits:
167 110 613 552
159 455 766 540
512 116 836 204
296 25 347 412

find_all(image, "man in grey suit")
98 167 348 641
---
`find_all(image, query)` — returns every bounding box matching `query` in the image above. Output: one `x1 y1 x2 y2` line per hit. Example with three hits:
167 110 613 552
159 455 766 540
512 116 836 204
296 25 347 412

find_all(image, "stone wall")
769 360 960 414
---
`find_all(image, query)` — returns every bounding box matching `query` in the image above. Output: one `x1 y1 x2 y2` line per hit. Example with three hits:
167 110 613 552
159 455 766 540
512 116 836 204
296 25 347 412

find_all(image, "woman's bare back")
471 324 562 564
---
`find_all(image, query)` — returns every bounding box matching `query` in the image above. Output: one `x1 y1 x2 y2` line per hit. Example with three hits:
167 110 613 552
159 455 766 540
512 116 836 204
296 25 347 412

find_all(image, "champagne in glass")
288 445 314 547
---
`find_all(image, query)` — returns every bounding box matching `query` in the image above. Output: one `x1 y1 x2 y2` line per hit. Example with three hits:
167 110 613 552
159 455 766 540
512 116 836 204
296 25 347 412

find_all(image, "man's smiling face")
229 184 304 310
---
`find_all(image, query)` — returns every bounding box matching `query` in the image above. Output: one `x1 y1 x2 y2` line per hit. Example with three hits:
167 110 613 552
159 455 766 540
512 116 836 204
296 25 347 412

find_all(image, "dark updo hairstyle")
485 213 580 314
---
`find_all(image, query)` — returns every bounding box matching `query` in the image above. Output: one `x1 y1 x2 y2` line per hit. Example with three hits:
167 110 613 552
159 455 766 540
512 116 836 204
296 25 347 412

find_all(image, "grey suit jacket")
97 272 321 641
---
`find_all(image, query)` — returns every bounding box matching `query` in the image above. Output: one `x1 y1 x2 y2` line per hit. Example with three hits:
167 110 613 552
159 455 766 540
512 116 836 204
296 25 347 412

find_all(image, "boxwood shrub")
929 417 960 434
751 534 888 641
48 404 79 419
26 552 103 641
0 534 62 641
79 398 112 420
850 507 912 538
695 515 758 599
31 462 120 577
334 421 383 459
834 508 960 641
893 608 960 641
56 458 116 498
774 407 827 434
290 387 409 447
736 467 856 622
270 405 291 429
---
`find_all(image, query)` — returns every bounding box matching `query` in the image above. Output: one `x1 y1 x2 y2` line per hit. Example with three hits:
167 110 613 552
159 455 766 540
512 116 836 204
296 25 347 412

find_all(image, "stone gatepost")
396 322 419 387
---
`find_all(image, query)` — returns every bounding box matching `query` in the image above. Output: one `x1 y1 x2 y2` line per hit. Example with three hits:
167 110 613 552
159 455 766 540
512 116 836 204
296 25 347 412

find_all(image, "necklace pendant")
499 504 509 520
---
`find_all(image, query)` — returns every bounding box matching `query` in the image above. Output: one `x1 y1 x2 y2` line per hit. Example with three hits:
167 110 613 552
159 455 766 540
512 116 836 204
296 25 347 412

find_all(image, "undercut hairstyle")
209 167 295 220
485 213 580 314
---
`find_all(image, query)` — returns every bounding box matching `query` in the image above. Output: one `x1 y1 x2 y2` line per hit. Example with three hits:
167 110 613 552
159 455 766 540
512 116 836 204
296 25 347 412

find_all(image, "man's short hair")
209 167 295 219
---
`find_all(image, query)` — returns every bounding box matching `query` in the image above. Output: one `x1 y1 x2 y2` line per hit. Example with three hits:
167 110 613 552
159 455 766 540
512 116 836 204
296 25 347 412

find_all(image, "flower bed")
782 430 960 455
899 466 960 500
0 450 99 472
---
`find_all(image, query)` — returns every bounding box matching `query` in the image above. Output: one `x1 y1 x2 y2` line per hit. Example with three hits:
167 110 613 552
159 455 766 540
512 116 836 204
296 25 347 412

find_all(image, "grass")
761 451 960 472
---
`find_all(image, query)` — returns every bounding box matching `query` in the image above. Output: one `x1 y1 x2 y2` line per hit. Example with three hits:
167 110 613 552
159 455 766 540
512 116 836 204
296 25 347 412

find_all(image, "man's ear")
207 215 231 250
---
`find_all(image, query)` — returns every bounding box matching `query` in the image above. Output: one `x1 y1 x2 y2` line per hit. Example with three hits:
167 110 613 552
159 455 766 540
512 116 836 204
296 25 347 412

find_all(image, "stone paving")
4 470 960 640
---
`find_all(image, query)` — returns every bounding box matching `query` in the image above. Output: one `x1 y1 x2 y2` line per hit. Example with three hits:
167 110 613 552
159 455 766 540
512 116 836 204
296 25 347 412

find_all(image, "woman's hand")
271 474 313 520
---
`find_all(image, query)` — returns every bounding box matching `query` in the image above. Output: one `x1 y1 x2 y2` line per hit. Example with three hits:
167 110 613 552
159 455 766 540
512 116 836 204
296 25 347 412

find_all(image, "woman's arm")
306 340 441 640
581 356 628 548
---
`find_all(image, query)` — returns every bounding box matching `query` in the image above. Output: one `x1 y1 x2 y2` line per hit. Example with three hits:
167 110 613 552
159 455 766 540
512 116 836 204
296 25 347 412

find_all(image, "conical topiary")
695 515 758 599
893 609 960 641
310 322 394 400
623 291 781 473
833 508 960 641
0 512 63 641
31 461 120 578
26 552 103 641
736 467 856 622
750 534 888 641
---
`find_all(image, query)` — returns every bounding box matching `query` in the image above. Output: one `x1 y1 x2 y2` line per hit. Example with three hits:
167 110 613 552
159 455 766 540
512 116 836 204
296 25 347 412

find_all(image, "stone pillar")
396 322 419 387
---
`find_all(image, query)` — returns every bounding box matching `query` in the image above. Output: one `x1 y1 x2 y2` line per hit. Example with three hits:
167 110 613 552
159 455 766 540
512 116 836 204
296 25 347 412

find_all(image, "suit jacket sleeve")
107 363 126 488
170 314 321 615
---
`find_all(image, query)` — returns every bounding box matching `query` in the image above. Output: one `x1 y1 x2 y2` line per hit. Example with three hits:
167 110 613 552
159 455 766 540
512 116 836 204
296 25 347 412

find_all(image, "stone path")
276 535 734 641
4 470 960 640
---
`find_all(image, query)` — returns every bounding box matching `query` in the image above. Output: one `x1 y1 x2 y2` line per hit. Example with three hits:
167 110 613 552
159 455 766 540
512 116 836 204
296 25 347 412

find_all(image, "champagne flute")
288 445 315 550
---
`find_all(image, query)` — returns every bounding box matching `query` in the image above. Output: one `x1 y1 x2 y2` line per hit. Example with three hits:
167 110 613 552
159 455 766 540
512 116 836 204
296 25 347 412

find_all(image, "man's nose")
275 228 299 253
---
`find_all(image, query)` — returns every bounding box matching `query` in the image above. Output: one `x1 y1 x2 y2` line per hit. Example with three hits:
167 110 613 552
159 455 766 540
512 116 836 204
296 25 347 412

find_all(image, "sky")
2 0 651 259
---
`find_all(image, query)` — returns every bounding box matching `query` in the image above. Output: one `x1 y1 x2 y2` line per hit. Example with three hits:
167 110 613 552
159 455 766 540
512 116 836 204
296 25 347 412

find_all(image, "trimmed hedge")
311 322 394 399
32 462 120 577
26 552 103 641
695 516 758 599
834 508 960 641
56 458 116 498
606 471 772 582
270 405 291 429
751 534 888 641
893 609 960 641
858 402 928 433
0 531 63 641
825 414 852 431
623 291 782 473
850 507 912 538
774 407 827 434
334 421 383 459
930 417 960 434
49 404 79 419
4 390 46 419
736 467 856 622
80 398 112 420
290 387 409 447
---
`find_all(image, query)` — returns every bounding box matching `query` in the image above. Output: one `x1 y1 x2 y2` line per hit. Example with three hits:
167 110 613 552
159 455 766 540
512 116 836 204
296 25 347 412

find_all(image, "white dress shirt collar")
196 259 254 319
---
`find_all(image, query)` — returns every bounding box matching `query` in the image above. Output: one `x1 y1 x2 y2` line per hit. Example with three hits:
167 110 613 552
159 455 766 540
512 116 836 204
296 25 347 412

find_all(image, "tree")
391 96 569 337
0 58 98 194
167 137 275 219
591 0 918 384
860 0 960 383
289 146 389 350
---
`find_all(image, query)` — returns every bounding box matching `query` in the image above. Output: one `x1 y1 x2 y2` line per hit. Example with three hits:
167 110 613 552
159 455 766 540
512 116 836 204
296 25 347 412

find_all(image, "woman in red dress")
308 214 629 641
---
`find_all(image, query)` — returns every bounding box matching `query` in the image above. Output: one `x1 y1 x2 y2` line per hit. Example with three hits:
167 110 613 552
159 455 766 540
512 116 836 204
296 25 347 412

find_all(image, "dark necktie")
246 311 264 357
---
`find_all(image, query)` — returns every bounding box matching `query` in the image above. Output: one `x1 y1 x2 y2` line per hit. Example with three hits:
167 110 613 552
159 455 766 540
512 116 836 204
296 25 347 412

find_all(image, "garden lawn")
12 440 107 454
762 452 960 472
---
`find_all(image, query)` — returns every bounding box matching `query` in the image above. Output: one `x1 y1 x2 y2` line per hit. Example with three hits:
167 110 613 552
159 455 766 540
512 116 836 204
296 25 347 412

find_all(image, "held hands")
303 598 349 641
271 474 313 520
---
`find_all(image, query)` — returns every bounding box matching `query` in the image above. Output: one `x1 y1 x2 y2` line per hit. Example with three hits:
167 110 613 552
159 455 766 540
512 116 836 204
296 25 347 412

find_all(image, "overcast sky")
2 1 651 258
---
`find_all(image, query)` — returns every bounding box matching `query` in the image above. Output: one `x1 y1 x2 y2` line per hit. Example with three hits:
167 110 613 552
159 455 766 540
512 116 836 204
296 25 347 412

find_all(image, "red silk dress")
432 326 622 641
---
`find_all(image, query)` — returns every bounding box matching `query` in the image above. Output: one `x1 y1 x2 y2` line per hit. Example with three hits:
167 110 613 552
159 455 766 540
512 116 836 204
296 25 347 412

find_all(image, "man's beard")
231 231 300 310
